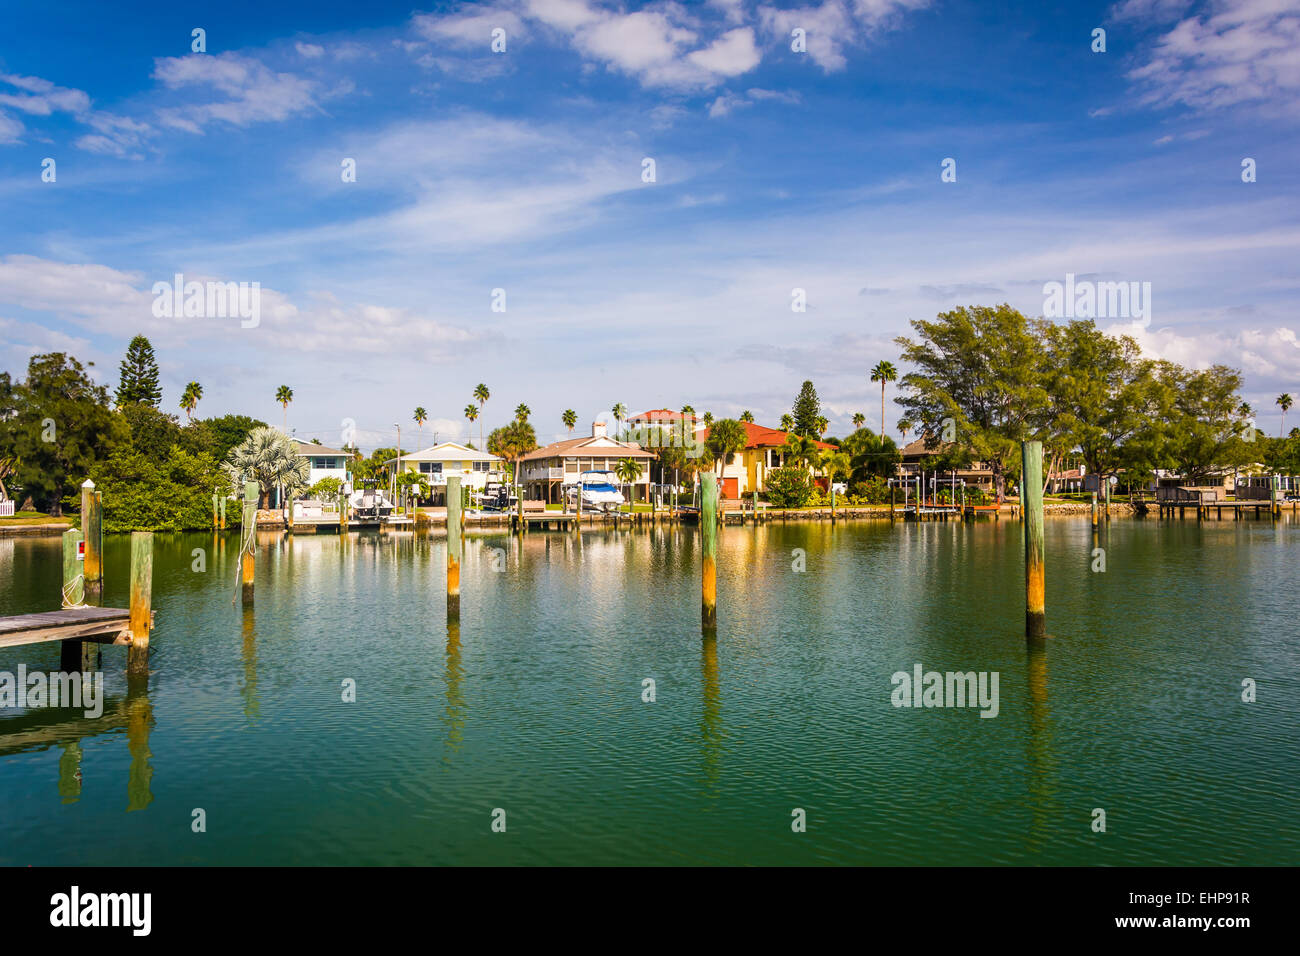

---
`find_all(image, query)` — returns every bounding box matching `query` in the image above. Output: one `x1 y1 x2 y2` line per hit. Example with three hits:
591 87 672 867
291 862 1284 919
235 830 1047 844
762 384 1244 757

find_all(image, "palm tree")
562 409 577 433
615 457 643 509
740 409 754 423
464 404 479 443
703 418 748 484
179 381 203 422
275 385 293 432
474 383 490 450
852 412 865 430
680 404 695 417
1278 394 1293 436
702 411 714 428
898 419 912 445
870 360 898 438
227 426 310 509
783 433 821 476
514 403 530 423
815 415 829 437
612 402 627 440
413 406 428 448
780 413 794 432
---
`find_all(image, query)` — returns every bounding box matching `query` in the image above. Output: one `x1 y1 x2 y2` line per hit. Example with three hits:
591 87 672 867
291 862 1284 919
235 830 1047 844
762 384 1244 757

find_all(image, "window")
476 461 492 472
768 450 784 468
420 462 443 475
313 457 338 469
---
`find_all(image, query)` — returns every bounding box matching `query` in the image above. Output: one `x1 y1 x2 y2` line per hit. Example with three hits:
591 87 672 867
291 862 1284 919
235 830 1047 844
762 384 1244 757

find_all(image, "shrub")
764 466 814 508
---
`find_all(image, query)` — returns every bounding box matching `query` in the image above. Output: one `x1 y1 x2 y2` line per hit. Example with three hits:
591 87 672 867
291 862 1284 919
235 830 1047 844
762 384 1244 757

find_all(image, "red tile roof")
631 409 691 421
700 421 834 450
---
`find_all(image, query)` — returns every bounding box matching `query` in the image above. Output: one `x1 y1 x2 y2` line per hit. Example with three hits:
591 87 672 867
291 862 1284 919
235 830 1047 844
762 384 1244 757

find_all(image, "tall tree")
488 419 538 492
227 426 309 509
414 406 428 447
464 404 478 443
791 380 821 437
116 335 162 407
514 403 530 423
1 353 125 514
703 418 747 480
894 305 1048 501
740 410 755 423
562 409 577 433
1155 363 1252 482
1278 393 1293 437
870 360 898 438
275 385 293 432
179 381 203 421
612 402 627 439
780 413 794 432
473 383 490 450
852 412 865 430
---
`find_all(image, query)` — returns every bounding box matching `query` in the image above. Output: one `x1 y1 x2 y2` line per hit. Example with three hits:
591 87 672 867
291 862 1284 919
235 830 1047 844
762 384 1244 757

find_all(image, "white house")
386 442 504 505
295 440 352 490
518 421 657 503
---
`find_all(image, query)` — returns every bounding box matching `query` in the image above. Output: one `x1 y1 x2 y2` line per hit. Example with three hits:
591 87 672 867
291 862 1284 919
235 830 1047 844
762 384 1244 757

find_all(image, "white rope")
231 501 258 605
61 573 86 609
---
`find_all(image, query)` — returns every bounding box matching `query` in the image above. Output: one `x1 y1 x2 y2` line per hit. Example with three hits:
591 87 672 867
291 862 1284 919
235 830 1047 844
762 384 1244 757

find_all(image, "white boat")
349 481 395 520
470 481 518 512
565 471 625 512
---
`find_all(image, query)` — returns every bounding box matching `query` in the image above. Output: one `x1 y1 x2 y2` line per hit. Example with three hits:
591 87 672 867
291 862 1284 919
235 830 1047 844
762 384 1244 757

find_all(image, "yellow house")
698 422 834 498
385 442 504 505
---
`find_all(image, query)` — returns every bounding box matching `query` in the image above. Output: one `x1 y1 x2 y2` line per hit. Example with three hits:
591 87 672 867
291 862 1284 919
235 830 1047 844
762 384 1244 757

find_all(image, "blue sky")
2 0 1298 450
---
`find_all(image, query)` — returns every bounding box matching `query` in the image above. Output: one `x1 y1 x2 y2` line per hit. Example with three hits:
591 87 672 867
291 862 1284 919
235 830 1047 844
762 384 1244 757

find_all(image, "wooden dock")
0 606 144 649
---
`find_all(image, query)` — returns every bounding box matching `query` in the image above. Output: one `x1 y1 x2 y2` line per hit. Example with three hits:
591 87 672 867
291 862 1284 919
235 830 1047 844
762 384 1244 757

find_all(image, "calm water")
2 517 1297 866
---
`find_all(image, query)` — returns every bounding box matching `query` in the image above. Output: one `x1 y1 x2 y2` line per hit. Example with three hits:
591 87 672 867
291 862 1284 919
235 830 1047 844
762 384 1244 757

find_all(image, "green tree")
780 413 794 432
464 404 478 442
275 385 293 432
852 412 865 430
614 457 643 507
703 418 747 479
0 353 125 515
179 381 203 421
1278 393 1293 437
740 409 754 423
194 414 267 462
1154 363 1252 483
116 335 163 407
791 380 821 437
514 403 530 423
562 409 577 433
764 465 814 508
488 419 538 490
870 360 898 438
894 305 1048 501
226 426 309 508
839 428 901 481
473 383 490 449
782 433 822 475
414 406 428 447
612 402 627 438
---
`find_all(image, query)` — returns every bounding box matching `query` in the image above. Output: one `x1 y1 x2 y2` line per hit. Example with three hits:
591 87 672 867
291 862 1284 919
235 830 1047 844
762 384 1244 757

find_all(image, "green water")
1 518 1297 866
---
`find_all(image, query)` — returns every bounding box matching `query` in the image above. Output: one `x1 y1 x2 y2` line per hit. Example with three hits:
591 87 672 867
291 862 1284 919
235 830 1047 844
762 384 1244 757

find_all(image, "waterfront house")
296 440 352 489
518 421 656 503
698 422 834 499
385 442 504 505
896 438 996 493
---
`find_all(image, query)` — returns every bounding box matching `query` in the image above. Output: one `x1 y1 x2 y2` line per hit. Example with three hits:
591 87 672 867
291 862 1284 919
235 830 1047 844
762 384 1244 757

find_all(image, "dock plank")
0 607 137 649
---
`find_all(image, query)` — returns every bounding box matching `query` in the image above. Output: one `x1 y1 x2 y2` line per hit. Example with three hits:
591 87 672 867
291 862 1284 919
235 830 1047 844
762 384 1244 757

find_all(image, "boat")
564 471 625 512
470 481 518 512
349 480 394 520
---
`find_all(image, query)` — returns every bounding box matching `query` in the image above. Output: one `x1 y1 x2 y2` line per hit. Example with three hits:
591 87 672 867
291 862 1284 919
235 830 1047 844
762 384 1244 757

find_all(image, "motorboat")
565 471 625 512
349 480 394 520
470 481 518 512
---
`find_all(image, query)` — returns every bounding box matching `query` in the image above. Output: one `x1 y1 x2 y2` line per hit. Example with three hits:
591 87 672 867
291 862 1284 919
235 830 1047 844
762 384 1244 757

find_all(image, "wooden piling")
1090 492 1098 529
1103 480 1110 519
80 480 103 588
61 528 85 610
127 531 153 674
338 490 348 533
447 476 462 620
1021 441 1046 641
701 473 718 630
241 480 256 606
1272 475 1280 519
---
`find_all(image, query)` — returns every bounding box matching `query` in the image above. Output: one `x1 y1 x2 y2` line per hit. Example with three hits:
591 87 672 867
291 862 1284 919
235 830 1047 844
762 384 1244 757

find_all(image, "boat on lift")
565 471 625 512
349 480 395 520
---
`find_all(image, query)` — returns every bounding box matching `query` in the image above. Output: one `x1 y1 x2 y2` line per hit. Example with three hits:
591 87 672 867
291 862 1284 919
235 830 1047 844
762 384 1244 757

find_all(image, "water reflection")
699 633 722 799
125 673 154 812
240 606 259 720
442 620 465 761
1024 643 1055 856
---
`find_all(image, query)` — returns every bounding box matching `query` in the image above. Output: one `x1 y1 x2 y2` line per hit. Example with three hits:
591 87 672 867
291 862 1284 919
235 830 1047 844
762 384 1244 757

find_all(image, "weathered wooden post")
1021 441 1046 641
516 488 525 534
447 476 462 620
241 480 257 606
60 527 100 672
1103 479 1111 520
79 480 102 591
1272 474 1281 519
338 489 348 532
701 473 718 630
127 531 153 674
574 478 582 532
890 483 896 522
830 483 837 524
1090 491 1098 530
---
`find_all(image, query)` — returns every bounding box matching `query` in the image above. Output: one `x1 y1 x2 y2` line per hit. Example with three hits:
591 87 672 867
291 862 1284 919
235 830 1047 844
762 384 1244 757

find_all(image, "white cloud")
153 52 327 131
1122 0 1300 114
0 73 91 115
758 0 929 72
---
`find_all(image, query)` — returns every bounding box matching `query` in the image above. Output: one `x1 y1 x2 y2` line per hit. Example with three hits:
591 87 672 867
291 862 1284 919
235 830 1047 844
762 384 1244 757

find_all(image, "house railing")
0 501 14 517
